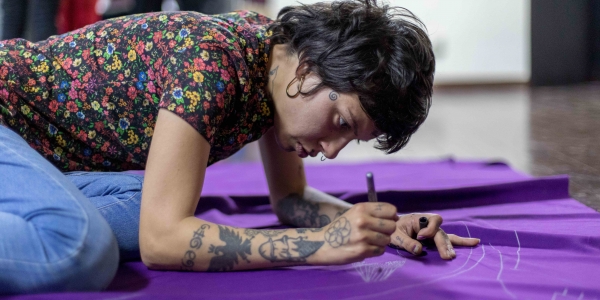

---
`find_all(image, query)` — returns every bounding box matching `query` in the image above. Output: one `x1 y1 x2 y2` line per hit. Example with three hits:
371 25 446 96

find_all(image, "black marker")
418 216 432 247
419 217 429 230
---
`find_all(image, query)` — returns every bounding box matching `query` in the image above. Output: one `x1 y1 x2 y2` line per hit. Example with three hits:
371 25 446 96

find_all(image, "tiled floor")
224 84 600 211
529 84 600 211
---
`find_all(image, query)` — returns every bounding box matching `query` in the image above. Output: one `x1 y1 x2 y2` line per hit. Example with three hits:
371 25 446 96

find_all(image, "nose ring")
320 155 326 161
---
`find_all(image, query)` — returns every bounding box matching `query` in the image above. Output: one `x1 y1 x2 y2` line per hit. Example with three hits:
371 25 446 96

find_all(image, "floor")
224 83 600 212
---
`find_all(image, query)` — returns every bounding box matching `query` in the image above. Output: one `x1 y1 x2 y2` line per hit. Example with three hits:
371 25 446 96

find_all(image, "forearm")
141 216 326 272
274 186 353 228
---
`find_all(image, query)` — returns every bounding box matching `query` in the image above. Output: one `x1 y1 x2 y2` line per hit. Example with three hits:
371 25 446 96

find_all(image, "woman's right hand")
313 202 399 265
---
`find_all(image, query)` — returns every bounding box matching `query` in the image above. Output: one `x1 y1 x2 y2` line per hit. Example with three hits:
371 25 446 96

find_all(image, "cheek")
278 97 334 138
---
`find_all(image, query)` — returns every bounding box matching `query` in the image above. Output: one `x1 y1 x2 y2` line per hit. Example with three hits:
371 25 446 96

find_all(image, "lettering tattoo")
180 224 210 271
207 226 252 272
324 217 351 248
244 229 285 238
375 204 383 211
259 235 324 263
276 193 331 227
181 251 196 271
329 91 339 101
269 65 279 96
395 236 403 245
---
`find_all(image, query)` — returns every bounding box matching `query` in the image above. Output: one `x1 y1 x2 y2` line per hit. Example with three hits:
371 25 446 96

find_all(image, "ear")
295 60 311 78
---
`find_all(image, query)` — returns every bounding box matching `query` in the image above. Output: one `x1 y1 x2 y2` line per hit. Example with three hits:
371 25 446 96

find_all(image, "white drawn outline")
551 288 569 300
514 230 521 270
345 245 487 300
550 288 593 300
352 260 406 282
489 243 517 299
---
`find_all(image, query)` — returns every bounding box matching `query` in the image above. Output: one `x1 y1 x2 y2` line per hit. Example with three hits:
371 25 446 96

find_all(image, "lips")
295 142 308 158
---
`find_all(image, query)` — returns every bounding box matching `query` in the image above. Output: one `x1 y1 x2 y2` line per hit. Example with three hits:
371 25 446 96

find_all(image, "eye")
339 116 351 130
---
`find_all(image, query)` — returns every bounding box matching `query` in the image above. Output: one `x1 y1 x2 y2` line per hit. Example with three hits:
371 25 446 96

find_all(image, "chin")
273 129 294 152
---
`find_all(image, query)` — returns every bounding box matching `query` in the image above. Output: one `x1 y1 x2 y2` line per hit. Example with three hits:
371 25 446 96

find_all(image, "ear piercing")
286 75 305 98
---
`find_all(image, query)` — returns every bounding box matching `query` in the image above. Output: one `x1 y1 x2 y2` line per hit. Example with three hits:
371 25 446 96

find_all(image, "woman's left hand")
388 213 480 259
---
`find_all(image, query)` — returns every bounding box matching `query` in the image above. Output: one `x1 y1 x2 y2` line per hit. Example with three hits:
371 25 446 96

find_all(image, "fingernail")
417 235 425 240
446 250 452 258
451 248 456 256
413 244 420 254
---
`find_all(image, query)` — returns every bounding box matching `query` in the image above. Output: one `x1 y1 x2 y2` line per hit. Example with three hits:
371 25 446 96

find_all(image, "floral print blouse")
0 10 274 171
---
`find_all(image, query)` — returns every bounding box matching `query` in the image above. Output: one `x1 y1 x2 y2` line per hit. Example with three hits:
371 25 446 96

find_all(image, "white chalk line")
353 260 406 282
345 244 487 300
550 289 590 300
463 221 472 238
490 243 517 299
514 230 521 270
551 289 568 300
439 222 474 277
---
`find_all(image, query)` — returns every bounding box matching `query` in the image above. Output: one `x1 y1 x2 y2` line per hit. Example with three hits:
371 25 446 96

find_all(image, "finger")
415 214 443 240
391 230 423 256
448 234 481 246
358 202 397 220
367 217 397 235
433 228 455 260
369 245 386 257
366 231 392 248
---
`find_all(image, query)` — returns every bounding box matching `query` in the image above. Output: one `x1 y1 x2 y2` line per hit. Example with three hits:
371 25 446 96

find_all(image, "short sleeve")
158 44 238 145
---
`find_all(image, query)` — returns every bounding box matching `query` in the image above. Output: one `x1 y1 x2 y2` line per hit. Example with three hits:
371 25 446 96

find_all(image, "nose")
319 136 352 160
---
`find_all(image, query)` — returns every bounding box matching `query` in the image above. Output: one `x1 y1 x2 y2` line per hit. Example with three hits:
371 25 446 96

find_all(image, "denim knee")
51 215 120 292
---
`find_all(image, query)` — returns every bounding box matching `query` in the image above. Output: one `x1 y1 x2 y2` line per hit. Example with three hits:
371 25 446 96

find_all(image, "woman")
0 0 480 294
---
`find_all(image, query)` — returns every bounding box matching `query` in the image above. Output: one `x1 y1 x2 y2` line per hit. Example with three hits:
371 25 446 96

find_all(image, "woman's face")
271 72 379 159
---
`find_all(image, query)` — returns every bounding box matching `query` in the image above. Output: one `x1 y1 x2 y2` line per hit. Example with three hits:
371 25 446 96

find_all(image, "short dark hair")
268 0 435 154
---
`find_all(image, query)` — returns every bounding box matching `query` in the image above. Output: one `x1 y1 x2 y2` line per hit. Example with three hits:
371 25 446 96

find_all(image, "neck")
266 44 297 105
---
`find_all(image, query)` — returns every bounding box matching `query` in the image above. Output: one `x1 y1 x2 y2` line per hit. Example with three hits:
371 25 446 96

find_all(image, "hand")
314 202 399 265
389 213 480 259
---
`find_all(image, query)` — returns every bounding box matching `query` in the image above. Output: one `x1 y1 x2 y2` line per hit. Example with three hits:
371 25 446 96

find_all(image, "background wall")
266 0 531 85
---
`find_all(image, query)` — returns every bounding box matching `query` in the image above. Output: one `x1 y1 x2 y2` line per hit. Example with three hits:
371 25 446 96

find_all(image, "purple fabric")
15 160 600 299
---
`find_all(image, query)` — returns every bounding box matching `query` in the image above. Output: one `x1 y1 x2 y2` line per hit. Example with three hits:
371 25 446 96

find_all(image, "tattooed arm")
173 221 327 271
274 186 351 228
152 203 398 271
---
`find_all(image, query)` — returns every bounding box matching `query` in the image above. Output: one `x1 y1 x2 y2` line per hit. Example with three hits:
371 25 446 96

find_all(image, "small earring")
286 76 305 98
320 155 326 161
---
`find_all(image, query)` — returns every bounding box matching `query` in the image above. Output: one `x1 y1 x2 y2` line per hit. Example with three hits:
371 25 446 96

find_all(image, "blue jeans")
65 171 144 262
0 125 134 294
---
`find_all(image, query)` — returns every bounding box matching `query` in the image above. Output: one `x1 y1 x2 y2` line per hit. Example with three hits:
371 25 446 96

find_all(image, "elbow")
139 229 169 270
139 235 160 269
